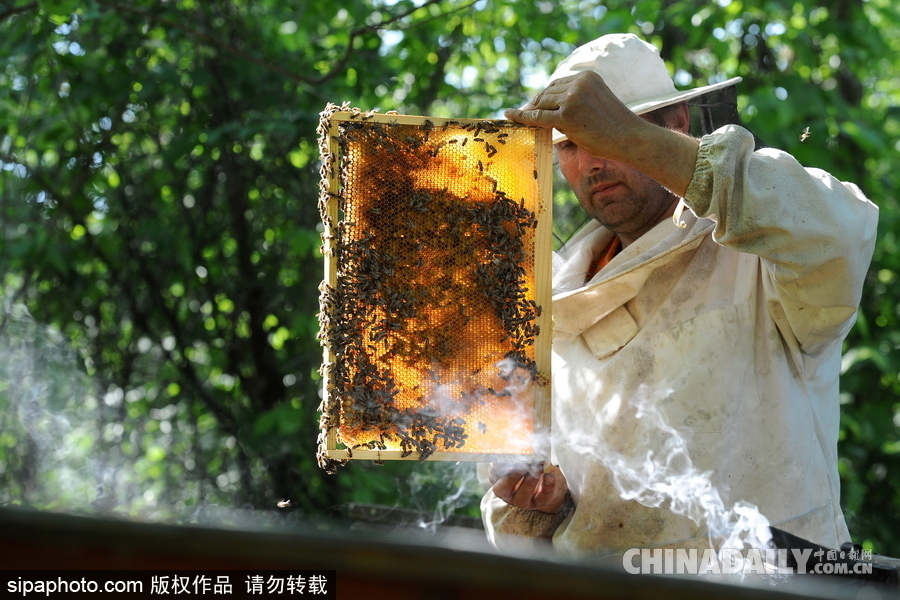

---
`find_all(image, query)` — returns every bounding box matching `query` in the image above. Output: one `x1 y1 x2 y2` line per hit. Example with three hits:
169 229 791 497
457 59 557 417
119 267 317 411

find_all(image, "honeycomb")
316 103 551 472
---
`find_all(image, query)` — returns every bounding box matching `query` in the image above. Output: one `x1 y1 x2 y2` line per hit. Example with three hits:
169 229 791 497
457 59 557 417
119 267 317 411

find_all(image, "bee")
800 127 811 142
277 499 292 509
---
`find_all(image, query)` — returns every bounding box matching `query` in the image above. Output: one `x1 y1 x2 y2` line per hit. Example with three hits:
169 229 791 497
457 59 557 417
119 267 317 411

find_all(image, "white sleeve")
682 125 878 351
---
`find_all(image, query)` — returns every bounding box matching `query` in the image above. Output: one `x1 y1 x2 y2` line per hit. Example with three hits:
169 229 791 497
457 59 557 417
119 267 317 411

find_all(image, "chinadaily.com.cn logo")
623 547 875 575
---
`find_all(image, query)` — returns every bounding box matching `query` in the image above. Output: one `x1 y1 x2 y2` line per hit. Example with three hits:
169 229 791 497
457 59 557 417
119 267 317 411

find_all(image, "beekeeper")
481 33 878 556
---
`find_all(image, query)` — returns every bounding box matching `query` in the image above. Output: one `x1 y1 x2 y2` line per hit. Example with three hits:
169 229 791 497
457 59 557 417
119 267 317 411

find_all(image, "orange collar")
585 236 622 283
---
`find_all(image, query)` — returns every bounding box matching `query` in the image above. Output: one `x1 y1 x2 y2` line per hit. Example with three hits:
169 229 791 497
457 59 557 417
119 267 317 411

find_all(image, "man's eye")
557 141 576 153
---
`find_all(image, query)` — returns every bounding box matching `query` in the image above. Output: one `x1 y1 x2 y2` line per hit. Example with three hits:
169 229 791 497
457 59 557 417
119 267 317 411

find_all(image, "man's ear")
671 102 691 134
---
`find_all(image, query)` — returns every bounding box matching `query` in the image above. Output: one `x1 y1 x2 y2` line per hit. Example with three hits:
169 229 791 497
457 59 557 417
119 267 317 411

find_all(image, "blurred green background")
1 0 898 556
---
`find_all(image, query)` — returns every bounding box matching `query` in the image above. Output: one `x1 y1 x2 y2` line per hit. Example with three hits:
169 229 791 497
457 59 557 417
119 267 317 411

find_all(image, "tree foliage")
1 0 898 555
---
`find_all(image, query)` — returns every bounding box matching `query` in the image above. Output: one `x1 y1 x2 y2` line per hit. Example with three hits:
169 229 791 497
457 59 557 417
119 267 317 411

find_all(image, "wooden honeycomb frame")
316 104 552 471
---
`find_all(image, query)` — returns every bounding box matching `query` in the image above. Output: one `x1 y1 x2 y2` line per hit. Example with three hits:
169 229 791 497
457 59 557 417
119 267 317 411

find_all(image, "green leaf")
39 0 78 17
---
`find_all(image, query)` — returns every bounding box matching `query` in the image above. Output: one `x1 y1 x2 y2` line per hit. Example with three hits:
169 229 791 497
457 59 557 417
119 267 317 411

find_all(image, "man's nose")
577 146 607 174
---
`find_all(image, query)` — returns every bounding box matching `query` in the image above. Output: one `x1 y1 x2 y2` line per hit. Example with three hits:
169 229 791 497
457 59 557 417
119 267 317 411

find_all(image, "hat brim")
552 76 742 144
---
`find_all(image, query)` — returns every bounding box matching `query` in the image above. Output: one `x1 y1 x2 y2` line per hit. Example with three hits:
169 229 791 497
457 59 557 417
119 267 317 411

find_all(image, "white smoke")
408 461 481 531
0 298 102 512
0 299 192 522
394 358 537 534
0 297 484 537
565 385 773 564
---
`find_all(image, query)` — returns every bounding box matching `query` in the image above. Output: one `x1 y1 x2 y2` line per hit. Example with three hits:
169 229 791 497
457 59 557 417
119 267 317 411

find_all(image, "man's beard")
578 172 678 235
577 172 631 228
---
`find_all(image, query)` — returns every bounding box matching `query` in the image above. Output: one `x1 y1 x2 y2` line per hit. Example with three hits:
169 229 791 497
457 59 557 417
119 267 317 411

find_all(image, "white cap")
547 34 741 143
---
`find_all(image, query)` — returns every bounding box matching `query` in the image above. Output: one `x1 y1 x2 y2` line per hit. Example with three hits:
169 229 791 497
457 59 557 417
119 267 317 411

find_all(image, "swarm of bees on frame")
316 102 546 473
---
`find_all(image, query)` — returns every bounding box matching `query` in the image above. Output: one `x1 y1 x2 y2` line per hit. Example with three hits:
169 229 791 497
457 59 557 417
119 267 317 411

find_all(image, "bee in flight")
277 499 292 509
800 127 811 142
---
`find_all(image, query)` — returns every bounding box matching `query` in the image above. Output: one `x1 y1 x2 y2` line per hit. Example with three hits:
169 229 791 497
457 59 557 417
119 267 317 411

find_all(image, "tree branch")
391 0 478 32
0 2 37 24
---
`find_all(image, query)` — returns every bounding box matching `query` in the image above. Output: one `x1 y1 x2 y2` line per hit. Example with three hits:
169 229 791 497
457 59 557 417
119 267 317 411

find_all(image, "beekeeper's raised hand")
504 70 698 198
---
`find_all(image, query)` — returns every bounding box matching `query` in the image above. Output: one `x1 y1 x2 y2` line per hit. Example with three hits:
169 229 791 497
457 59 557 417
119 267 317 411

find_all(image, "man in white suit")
481 33 878 557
